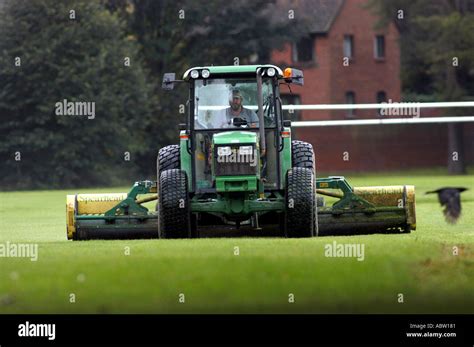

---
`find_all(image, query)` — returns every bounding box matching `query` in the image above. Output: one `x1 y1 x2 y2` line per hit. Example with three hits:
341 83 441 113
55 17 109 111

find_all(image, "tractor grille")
214 144 257 176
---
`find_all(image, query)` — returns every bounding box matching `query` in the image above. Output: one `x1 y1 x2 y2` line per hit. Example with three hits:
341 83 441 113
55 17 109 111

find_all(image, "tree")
0 0 159 189
0 0 312 189
368 0 474 174
104 0 311 175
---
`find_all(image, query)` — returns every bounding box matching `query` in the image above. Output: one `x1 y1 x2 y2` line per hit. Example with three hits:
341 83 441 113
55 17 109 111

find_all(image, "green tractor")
66 64 416 240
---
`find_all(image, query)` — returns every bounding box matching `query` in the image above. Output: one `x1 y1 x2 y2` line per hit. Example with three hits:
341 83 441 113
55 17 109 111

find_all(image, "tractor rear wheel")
157 144 180 176
291 140 321 232
156 144 180 211
158 169 191 239
291 140 314 171
285 167 318 238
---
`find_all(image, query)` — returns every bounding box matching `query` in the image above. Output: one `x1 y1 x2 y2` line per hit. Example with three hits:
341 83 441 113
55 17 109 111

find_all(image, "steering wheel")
233 117 248 128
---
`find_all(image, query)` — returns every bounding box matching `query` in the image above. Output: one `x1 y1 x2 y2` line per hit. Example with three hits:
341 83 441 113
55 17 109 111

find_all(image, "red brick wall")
298 125 437 172
298 123 474 173
327 0 401 119
271 0 473 172
272 0 401 120
272 39 332 109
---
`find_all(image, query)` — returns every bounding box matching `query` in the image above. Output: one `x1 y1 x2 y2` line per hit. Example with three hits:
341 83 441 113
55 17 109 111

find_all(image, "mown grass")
0 172 473 313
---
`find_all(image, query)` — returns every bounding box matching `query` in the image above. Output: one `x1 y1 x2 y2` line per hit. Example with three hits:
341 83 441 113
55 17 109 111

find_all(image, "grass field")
0 171 473 314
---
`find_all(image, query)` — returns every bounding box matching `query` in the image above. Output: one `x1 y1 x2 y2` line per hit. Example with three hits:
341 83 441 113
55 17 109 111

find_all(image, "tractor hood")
213 131 257 145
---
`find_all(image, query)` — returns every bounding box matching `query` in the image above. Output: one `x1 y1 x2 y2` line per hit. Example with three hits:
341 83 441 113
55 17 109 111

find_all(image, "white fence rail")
198 101 474 111
196 101 474 126
282 101 474 127
282 101 474 110
291 116 474 127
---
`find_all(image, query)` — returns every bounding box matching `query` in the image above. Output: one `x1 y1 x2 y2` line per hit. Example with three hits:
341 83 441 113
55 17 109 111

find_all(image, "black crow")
426 187 468 224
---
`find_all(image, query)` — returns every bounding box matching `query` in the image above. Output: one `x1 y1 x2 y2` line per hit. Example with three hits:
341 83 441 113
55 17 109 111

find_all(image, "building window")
292 36 314 63
280 94 301 120
343 35 354 59
376 91 387 116
374 35 385 59
345 91 355 118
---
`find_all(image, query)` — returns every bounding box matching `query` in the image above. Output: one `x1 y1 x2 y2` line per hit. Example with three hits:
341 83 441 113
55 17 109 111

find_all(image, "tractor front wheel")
158 169 191 239
284 167 318 238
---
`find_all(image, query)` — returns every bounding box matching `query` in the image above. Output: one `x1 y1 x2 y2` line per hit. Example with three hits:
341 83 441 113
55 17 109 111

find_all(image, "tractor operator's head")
229 89 243 111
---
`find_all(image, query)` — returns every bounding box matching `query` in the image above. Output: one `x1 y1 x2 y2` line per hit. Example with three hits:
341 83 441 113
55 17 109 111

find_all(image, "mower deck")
66 177 415 240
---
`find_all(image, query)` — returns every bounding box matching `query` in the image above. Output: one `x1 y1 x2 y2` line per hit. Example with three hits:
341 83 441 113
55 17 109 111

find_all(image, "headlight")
266 67 276 77
217 146 232 156
238 145 253 155
190 70 199 79
201 69 210 78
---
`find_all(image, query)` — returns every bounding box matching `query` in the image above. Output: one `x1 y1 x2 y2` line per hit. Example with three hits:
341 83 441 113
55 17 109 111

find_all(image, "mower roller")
66 64 416 240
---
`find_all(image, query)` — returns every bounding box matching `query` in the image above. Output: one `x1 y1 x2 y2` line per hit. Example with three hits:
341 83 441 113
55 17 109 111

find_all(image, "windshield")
194 78 276 130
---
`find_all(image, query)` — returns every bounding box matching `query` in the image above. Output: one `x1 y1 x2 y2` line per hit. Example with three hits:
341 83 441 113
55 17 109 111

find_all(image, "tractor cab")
163 65 303 195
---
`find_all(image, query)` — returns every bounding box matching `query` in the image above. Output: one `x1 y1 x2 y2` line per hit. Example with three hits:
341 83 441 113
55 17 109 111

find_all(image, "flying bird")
426 187 468 224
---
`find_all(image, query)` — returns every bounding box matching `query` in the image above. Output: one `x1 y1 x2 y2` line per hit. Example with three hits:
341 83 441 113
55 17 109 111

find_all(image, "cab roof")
182 64 283 80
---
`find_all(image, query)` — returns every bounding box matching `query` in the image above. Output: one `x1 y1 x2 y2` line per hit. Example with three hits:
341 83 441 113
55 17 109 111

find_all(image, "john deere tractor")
66 64 416 240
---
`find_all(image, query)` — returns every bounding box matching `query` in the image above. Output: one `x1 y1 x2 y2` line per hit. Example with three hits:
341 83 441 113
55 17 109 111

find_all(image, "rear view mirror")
162 73 176 90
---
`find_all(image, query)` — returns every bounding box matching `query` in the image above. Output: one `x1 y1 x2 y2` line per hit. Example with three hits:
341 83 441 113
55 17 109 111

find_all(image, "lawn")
0 171 473 313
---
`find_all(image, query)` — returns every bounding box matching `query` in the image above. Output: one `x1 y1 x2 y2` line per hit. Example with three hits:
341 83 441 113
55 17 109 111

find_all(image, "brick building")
271 0 473 172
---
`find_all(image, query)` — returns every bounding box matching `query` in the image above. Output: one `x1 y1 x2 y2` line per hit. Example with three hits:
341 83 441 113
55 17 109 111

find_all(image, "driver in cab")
221 89 259 128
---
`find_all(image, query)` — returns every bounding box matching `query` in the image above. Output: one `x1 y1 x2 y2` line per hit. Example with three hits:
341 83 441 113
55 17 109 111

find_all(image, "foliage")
105 0 311 176
0 0 157 189
0 0 310 189
367 0 474 98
